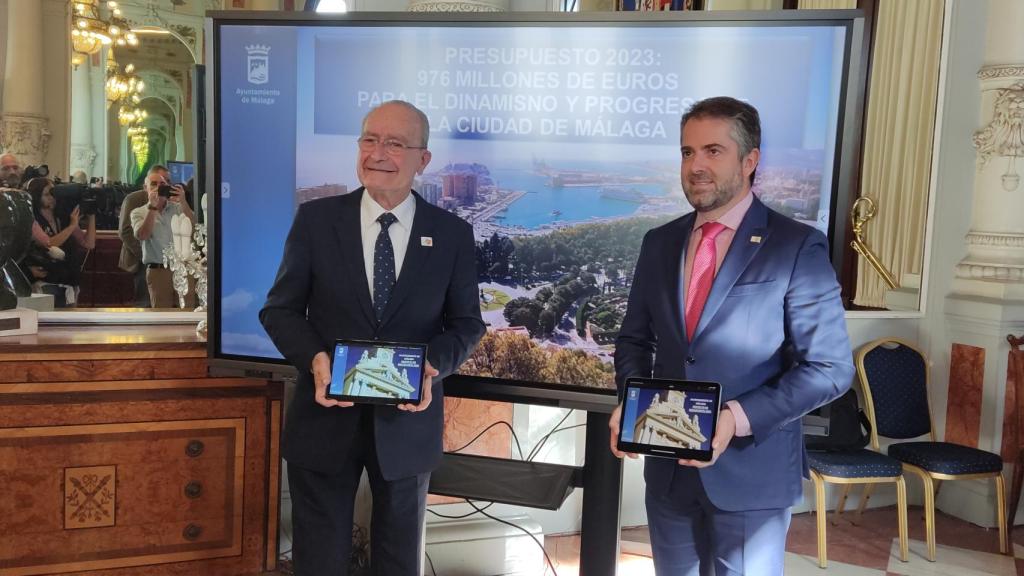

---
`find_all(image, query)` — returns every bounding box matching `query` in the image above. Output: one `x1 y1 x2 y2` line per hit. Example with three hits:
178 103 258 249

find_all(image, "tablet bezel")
617 377 722 461
326 339 427 405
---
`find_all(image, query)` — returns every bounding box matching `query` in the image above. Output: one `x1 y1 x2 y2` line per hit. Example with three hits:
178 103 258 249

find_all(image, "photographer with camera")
23 177 96 307
130 164 195 309
1 153 52 251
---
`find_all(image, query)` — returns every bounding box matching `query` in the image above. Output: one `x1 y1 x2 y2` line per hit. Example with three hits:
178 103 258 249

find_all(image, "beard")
682 169 745 213
0 173 19 188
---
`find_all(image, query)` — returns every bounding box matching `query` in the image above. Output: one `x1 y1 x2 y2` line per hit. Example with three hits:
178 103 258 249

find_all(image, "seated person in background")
24 177 96 307
130 165 195 309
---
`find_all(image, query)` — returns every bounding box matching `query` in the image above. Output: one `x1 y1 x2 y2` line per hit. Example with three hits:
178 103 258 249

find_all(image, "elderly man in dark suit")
611 97 853 575
261 100 484 576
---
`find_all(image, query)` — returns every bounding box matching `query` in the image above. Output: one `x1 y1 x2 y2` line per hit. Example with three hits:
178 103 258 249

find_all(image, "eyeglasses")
357 136 426 155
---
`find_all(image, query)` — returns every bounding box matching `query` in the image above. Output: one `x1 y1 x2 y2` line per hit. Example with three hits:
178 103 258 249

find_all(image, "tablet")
326 339 427 405
617 378 722 461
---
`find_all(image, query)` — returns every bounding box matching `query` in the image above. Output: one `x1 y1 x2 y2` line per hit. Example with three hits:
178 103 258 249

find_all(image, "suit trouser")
287 405 430 576
646 465 791 576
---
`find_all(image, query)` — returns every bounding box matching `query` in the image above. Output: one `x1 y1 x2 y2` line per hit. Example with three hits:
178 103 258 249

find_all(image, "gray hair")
362 100 430 148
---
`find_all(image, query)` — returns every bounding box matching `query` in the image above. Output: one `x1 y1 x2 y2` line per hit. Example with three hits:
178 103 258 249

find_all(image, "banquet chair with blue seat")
807 448 909 568
857 337 1007 561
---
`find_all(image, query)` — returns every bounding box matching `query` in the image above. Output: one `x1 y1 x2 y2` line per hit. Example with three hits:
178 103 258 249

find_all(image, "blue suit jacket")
260 188 485 481
615 196 853 511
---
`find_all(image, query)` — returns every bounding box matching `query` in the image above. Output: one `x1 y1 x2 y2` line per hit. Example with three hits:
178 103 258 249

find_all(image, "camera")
157 183 175 198
79 188 98 216
21 164 48 185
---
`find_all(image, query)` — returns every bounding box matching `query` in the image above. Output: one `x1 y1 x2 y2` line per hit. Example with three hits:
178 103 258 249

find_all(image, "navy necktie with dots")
372 212 398 322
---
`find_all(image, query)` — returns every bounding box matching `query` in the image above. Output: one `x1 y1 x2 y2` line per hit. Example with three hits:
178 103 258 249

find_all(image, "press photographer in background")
130 165 195 309
22 176 96 307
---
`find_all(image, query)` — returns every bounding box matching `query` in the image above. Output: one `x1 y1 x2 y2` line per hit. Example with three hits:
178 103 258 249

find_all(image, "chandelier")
106 56 144 106
71 1 138 63
128 125 148 148
118 106 148 126
128 126 150 172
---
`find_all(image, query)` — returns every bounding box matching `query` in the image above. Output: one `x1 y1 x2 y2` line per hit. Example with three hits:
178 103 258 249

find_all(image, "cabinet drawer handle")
185 440 204 458
184 481 202 499
183 523 203 541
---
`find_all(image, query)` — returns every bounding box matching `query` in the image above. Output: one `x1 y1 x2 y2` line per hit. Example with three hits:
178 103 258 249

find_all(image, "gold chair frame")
809 469 908 568
857 337 1007 561
1006 335 1023 538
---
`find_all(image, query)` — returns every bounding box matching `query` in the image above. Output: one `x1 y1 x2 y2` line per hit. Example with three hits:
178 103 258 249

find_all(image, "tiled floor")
542 506 1022 576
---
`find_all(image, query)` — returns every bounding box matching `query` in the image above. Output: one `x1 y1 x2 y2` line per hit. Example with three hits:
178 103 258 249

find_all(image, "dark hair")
25 177 54 219
681 96 761 186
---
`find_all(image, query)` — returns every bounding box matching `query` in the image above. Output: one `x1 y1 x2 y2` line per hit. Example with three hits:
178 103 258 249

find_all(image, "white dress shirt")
361 190 416 299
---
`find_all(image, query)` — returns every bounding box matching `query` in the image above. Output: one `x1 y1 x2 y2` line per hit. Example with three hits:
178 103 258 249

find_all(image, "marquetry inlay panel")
64 465 116 529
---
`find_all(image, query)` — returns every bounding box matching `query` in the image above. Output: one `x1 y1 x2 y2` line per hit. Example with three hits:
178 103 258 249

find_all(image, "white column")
69 59 97 178
942 0 1024 528
0 0 49 165
953 0 1024 299
91 53 108 180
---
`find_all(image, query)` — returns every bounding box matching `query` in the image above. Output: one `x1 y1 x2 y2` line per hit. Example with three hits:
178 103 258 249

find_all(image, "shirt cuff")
725 400 752 437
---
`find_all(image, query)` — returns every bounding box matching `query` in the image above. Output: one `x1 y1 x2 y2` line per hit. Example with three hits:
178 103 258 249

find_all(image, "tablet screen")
618 378 721 461
327 340 427 405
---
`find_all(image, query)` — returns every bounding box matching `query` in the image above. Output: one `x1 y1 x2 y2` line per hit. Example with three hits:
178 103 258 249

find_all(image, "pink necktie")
685 222 727 342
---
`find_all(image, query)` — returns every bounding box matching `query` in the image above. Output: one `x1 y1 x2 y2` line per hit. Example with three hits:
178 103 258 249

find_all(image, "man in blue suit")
261 100 484 575
610 97 853 575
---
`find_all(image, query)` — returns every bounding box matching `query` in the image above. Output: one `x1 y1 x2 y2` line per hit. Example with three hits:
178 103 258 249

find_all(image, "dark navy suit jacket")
615 196 853 511
260 188 485 481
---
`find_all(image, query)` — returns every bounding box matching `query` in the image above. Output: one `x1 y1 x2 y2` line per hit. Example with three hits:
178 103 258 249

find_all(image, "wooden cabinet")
0 328 282 575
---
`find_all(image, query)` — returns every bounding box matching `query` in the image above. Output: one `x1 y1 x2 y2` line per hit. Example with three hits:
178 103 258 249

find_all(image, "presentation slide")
216 20 849 390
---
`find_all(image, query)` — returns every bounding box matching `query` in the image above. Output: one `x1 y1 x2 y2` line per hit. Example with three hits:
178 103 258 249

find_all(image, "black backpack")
803 388 871 452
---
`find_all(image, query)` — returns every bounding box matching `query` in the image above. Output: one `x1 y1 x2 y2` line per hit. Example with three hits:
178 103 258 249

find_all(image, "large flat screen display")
209 11 865 394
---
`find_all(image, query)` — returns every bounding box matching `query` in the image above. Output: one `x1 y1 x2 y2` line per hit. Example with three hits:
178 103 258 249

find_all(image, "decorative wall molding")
70 145 98 174
0 112 51 164
135 71 184 135
122 3 203 64
955 262 1024 282
978 65 1024 80
965 232 1024 249
973 81 1024 170
407 0 508 11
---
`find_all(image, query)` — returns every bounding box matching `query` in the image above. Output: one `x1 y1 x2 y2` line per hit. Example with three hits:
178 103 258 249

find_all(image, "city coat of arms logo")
246 44 270 85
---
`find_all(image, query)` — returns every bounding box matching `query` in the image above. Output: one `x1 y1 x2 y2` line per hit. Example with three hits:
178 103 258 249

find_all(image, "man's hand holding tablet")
326 339 429 407
312 351 353 408
615 378 723 462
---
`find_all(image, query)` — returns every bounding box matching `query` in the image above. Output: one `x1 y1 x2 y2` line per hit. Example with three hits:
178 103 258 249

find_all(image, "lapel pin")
421 237 433 247
750 235 762 244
